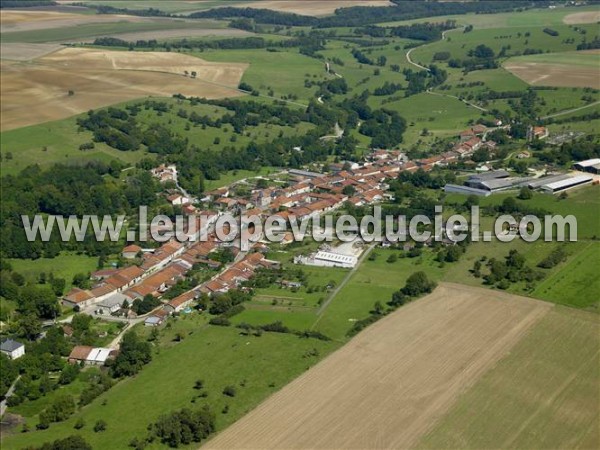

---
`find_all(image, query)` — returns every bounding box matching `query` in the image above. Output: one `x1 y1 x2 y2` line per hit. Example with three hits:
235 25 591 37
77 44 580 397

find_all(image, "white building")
0 339 25 359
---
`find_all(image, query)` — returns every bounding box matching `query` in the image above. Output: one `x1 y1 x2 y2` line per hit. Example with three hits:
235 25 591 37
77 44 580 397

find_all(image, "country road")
405 26 489 113
540 100 600 120
312 244 376 324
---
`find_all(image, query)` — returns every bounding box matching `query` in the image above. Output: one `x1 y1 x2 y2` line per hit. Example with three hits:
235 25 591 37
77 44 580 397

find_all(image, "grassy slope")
418 306 599 449
2 321 339 450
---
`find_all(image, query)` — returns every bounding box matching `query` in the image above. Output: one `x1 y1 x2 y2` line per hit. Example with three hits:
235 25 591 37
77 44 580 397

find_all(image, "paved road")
405 26 489 113
0 375 21 418
312 244 376 325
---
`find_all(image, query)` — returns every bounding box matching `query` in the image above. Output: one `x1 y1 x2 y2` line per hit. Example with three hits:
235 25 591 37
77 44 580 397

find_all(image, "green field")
75 1 247 14
507 49 600 68
1 319 339 450
1 19 230 44
314 248 448 340
418 306 600 449
0 96 313 176
7 252 99 289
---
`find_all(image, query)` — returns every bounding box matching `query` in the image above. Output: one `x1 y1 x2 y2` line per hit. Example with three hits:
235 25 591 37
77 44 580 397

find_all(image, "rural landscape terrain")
0 1 599 449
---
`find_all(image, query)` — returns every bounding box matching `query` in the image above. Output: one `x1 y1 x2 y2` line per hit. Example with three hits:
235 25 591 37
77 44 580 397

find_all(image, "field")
1 47 247 130
1 320 339 450
563 10 600 25
504 50 600 89
241 0 393 16
7 253 99 290
418 306 599 449
205 283 556 449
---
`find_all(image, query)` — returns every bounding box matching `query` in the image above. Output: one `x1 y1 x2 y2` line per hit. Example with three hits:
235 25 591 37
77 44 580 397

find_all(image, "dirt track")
205 283 551 450
1 47 248 131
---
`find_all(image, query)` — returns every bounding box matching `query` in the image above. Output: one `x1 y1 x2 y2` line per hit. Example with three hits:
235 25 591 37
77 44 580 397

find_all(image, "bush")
222 385 237 397
94 420 107 432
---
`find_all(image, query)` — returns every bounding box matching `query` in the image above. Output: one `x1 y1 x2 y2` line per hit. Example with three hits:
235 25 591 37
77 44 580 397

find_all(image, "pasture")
205 283 553 449
1 47 247 131
1 322 339 450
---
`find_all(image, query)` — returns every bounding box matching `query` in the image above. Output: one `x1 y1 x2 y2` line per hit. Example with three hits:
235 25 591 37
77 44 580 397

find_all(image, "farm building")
540 174 593 194
68 346 115 365
144 315 165 327
444 184 491 197
96 293 131 314
122 244 142 259
465 170 510 187
1 339 25 360
296 251 358 269
288 169 325 179
573 158 600 174
527 174 572 189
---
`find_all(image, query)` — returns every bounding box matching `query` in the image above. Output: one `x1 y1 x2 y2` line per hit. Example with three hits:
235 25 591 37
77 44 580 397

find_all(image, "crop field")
418 306 599 449
504 50 600 89
563 10 600 25
241 0 393 16
0 47 247 130
205 283 554 449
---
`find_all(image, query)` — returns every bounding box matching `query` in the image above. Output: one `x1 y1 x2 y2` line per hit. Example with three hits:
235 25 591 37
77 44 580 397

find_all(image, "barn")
540 174 593 194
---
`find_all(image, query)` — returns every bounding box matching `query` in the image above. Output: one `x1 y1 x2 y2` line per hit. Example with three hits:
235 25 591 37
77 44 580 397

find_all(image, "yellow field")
242 0 393 16
563 10 600 24
206 284 554 449
418 306 599 449
0 47 247 130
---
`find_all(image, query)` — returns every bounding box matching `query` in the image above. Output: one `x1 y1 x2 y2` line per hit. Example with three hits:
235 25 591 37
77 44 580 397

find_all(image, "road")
540 100 600 120
0 375 21 418
312 243 376 325
405 26 489 113
319 122 344 141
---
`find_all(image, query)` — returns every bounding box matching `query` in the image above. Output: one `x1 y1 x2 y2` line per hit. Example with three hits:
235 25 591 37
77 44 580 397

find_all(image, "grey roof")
528 174 571 189
480 178 530 191
443 184 491 196
467 170 510 182
1 339 24 352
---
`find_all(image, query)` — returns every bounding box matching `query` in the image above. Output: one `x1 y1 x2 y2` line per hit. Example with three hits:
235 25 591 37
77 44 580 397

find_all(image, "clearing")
205 283 552 449
563 10 600 24
504 50 600 89
0 47 247 130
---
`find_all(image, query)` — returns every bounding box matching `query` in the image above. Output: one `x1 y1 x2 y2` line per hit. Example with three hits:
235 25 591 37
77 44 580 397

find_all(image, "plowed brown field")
1 47 247 130
205 283 552 450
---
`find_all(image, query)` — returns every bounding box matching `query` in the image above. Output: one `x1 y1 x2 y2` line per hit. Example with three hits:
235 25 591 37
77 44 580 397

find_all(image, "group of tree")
473 249 544 290
145 406 216 448
348 271 436 336
108 331 152 378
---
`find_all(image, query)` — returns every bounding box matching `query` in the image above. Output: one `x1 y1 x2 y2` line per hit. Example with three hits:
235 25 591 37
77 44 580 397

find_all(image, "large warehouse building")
573 158 600 174
540 174 593 194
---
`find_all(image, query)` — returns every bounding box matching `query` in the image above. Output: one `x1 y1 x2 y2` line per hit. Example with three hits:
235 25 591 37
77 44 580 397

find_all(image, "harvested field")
0 9 144 33
241 1 393 16
504 51 600 89
418 306 600 449
0 47 247 130
0 43 62 61
206 283 552 449
77 27 251 43
563 10 600 24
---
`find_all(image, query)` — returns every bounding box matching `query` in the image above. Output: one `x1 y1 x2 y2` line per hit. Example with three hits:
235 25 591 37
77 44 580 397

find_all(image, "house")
1 339 25 359
528 126 549 141
167 193 191 206
165 291 196 313
144 315 164 327
68 346 115 365
63 288 95 309
122 244 142 259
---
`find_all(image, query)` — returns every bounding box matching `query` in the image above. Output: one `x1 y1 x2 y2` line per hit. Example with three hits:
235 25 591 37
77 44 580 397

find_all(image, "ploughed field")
0 48 247 131
206 283 595 449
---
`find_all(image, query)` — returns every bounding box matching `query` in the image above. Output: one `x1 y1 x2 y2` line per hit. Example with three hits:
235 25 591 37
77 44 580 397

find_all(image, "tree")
401 272 436 297
110 331 152 378
150 406 215 447
518 186 533 200
222 385 236 397
386 254 398 263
